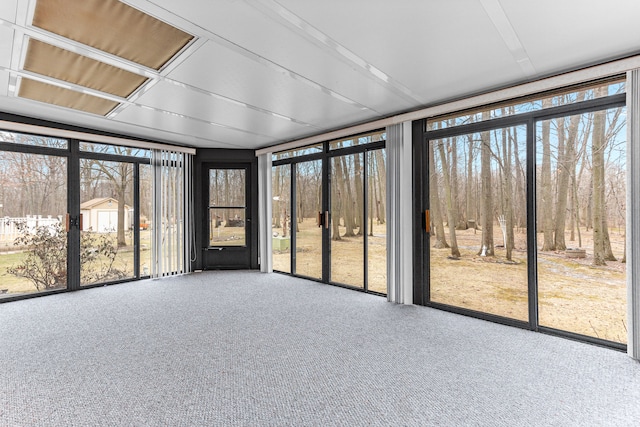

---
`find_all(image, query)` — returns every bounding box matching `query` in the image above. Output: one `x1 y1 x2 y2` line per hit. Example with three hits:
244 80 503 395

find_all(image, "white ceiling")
1 0 640 150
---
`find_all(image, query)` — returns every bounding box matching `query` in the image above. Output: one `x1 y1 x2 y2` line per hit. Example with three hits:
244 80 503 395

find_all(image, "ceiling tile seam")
3 20 320 129
127 76 321 129
205 36 377 111
247 0 426 106
3 66 286 139
104 117 247 149
5 91 257 149
479 0 537 78
132 4 378 112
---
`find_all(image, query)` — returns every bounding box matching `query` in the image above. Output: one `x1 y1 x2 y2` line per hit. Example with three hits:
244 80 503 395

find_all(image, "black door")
202 163 252 269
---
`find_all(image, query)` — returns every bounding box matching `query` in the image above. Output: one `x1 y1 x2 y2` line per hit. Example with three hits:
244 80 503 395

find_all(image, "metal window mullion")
133 163 140 278
363 151 369 292
291 164 297 274
526 117 538 330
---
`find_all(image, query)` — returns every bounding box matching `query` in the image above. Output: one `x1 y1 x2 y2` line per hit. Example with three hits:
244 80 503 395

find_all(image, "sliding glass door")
536 106 627 343
421 78 627 347
80 159 135 286
1 131 160 301
294 159 323 280
271 132 387 295
428 125 529 321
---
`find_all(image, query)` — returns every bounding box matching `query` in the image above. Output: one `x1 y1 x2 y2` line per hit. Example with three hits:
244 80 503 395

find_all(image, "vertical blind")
151 149 193 277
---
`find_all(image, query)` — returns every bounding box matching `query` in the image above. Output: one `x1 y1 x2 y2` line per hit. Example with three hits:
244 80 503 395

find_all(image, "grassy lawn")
1 230 153 296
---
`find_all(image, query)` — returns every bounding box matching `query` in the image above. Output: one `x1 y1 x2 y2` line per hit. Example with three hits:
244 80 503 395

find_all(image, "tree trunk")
429 142 448 248
340 156 356 237
592 100 607 265
478 125 494 256
116 171 126 247
374 150 386 224
466 134 474 228
273 166 281 228
501 125 515 260
541 99 555 251
437 140 461 258
353 153 364 235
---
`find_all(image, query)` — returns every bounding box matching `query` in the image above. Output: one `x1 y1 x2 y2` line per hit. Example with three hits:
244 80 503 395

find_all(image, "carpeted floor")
1 271 639 426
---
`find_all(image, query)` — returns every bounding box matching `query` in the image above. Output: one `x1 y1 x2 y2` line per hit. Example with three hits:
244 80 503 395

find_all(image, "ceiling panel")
0 0 17 21
167 40 374 128
500 0 640 74
0 70 9 97
140 0 415 113
0 25 14 68
277 0 525 102
133 80 315 138
114 104 275 148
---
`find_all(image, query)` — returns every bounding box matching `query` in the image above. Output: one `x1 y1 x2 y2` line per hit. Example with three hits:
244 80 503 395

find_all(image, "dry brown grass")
272 219 388 293
275 220 626 344
431 227 626 343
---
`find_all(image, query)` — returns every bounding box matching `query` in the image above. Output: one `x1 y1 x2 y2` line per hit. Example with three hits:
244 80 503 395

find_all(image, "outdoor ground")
429 226 626 343
2 221 627 344
274 219 627 344
272 219 388 294
0 230 152 295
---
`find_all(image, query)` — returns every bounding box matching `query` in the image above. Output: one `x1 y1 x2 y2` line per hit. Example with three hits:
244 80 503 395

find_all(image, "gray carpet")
1 271 639 426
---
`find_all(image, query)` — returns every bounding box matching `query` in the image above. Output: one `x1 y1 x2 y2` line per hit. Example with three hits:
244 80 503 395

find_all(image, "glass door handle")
424 210 430 233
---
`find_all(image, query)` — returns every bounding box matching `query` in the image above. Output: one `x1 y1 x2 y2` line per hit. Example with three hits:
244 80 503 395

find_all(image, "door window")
208 168 247 247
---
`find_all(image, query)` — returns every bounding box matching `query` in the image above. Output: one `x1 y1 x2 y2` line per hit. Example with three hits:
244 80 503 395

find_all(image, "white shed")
80 197 133 232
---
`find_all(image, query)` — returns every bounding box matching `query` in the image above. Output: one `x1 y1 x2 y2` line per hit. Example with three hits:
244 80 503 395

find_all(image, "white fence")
0 215 63 243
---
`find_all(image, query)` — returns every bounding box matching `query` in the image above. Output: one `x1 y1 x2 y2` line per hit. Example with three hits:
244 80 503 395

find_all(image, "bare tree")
540 99 555 251
429 141 448 248
478 124 494 256
437 139 460 258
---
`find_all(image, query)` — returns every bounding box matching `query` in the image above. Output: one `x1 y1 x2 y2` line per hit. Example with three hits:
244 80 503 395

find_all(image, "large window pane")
536 105 627 343
208 168 246 247
295 160 322 279
330 153 364 288
429 124 528 321
80 159 135 286
367 149 387 294
272 164 291 273
0 151 67 297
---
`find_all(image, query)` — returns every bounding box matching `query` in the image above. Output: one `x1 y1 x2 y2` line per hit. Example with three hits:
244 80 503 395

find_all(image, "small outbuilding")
80 197 133 232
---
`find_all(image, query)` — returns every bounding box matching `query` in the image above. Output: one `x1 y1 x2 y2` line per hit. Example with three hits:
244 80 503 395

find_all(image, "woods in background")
429 85 626 266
